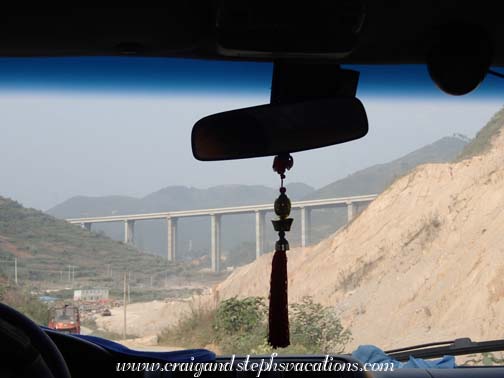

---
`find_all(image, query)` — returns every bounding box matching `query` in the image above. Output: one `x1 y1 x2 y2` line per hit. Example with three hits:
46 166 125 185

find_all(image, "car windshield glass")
54 308 75 322
0 57 503 365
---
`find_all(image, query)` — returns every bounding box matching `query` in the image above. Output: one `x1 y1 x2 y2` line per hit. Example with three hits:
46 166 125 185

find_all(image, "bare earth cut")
97 109 504 352
212 109 504 350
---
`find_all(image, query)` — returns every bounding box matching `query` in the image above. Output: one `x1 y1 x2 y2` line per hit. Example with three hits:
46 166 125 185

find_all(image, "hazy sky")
0 58 502 210
0 91 501 211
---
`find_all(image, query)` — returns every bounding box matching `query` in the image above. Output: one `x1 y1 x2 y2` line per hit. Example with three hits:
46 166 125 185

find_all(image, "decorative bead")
274 193 291 218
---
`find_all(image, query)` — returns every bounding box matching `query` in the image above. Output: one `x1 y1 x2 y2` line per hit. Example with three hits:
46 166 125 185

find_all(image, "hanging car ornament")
268 153 294 348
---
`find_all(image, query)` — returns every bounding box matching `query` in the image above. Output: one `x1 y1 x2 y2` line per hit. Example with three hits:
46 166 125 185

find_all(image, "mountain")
49 183 315 218
212 106 504 350
306 135 468 200
0 196 168 289
47 137 468 265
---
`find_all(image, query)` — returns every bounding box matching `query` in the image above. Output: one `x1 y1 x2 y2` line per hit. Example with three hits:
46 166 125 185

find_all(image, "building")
73 289 109 302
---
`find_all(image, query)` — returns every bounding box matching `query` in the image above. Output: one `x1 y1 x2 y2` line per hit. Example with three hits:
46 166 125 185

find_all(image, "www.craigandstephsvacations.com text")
116 354 394 376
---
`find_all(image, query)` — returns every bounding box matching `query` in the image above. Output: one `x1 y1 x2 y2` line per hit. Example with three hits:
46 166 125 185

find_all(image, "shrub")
214 297 266 335
160 296 351 355
290 297 351 353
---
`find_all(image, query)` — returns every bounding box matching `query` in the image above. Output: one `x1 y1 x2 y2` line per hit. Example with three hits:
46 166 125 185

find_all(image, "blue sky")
0 58 502 210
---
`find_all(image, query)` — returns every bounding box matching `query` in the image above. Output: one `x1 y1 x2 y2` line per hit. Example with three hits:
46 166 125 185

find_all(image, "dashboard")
46 329 504 378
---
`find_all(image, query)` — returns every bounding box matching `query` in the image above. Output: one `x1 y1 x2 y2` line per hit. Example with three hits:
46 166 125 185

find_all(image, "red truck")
48 304 80 334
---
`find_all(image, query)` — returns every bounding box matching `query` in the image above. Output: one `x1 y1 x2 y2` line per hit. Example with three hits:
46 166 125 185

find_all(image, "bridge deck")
66 194 378 224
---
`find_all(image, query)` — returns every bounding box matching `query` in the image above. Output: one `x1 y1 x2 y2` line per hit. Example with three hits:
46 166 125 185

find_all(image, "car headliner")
1 4 503 67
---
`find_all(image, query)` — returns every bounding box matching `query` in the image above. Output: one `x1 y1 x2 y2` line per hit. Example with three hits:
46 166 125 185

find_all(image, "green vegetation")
290 297 352 353
0 283 49 324
160 296 351 354
214 297 266 334
458 106 504 160
0 196 159 274
0 196 216 297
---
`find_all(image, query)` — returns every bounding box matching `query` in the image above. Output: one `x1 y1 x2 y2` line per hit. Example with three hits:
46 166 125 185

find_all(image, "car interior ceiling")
2 3 504 378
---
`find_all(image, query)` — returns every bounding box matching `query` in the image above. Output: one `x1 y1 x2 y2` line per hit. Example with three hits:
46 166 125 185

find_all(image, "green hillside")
0 196 199 295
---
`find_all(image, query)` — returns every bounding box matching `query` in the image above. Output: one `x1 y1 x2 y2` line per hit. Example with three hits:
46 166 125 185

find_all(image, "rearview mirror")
191 97 368 161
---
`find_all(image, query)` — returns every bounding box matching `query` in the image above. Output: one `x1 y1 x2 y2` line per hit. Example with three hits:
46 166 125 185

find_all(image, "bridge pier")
81 222 92 231
255 210 265 259
66 196 378 262
347 201 355 222
167 217 177 262
301 207 312 247
124 220 135 245
211 214 221 273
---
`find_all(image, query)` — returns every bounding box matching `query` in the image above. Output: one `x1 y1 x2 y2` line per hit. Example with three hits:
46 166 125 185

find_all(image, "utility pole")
67 265 76 284
127 271 131 303
123 272 127 340
14 258 18 286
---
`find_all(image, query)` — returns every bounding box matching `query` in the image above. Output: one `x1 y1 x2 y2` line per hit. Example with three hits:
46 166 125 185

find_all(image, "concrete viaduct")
66 194 377 273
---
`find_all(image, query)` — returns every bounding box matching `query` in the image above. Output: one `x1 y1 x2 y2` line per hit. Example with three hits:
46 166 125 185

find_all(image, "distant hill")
47 137 468 265
49 183 315 218
306 136 468 200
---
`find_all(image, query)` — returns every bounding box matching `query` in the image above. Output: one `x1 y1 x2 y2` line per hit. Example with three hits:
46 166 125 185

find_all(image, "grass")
159 304 217 349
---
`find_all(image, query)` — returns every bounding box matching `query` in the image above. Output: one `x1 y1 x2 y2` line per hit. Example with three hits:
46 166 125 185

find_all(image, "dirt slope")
213 108 504 350
96 299 193 338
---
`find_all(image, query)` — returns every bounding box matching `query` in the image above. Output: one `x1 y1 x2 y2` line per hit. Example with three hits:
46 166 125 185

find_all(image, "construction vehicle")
48 304 80 334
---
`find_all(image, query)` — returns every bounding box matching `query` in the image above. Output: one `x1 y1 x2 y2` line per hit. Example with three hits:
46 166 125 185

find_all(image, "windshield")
0 57 503 364
53 307 77 322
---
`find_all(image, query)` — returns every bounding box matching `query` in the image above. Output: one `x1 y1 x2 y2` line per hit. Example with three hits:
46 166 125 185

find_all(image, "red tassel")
268 249 289 348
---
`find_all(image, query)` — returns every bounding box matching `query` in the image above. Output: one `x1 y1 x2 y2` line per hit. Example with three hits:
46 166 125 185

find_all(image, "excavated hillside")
213 107 504 350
